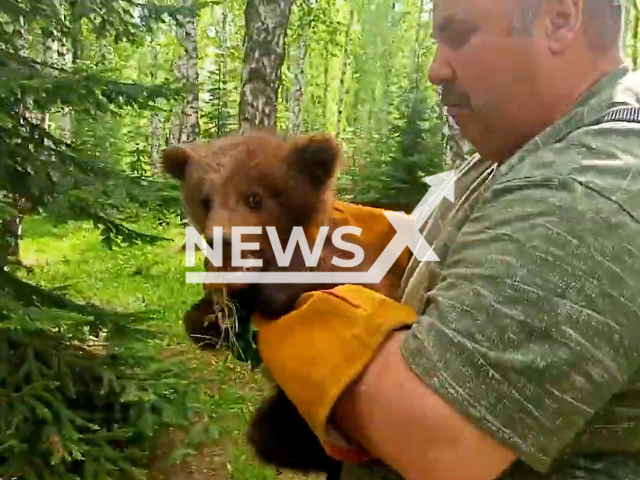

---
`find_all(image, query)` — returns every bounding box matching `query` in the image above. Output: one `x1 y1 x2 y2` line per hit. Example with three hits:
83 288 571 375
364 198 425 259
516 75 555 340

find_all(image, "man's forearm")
331 331 517 480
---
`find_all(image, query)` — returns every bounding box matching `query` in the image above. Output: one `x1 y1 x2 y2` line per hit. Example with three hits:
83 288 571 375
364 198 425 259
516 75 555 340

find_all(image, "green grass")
13 214 312 480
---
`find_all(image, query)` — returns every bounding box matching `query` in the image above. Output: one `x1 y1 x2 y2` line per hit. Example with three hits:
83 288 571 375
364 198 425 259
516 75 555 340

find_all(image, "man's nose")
427 48 455 87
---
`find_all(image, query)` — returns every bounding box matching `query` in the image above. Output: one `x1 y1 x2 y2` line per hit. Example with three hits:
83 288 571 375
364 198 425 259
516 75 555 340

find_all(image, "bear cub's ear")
162 146 193 181
286 134 341 191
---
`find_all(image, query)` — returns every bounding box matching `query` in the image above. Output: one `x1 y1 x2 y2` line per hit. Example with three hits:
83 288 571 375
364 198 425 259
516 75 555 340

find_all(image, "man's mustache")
440 84 471 108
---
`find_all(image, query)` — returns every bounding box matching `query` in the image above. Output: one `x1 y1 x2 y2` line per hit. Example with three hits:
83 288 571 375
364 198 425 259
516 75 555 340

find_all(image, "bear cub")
162 130 409 480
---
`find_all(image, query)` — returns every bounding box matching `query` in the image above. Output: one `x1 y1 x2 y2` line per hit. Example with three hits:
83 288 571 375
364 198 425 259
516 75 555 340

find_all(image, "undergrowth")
6 214 306 480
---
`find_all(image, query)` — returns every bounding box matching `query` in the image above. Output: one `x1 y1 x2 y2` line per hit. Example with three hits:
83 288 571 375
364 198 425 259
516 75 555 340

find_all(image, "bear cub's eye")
245 192 262 211
201 196 212 212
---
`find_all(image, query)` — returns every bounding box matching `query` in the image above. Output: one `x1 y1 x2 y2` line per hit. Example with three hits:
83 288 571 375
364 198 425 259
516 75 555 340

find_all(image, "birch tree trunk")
39 31 58 130
150 112 163 174
148 46 164 173
3 16 32 265
169 54 187 145
218 3 230 135
170 0 200 144
239 0 295 132
320 58 330 130
56 0 83 140
410 0 426 95
57 37 72 141
182 0 200 142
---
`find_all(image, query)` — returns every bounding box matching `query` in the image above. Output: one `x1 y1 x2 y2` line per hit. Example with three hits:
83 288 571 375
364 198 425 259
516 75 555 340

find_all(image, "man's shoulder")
494 84 640 214
500 121 640 186
498 66 640 183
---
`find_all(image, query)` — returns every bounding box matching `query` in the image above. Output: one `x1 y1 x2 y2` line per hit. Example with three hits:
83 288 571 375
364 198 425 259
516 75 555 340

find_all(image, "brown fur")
162 130 412 479
163 130 409 304
163 130 343 292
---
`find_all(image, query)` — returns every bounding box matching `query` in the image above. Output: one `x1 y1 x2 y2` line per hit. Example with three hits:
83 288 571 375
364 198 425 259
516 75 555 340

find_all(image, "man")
253 0 640 479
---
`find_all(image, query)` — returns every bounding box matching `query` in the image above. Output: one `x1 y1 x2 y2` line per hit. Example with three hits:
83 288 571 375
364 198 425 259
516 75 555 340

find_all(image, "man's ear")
285 134 342 191
541 0 583 54
162 146 193 181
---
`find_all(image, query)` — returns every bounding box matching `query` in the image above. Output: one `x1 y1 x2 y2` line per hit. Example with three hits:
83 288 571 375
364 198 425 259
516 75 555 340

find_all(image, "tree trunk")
70 0 83 64
238 0 295 133
0 193 33 268
170 0 200 145
321 56 330 130
0 209 22 266
5 16 32 265
39 30 58 130
410 0 426 92
218 3 230 135
288 32 308 135
148 46 164 173
182 0 200 142
335 7 354 139
57 38 72 141
169 54 187 145
150 112 163 174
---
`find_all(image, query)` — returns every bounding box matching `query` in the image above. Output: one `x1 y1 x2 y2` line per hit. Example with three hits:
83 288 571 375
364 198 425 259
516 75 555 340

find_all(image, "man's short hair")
511 0 622 53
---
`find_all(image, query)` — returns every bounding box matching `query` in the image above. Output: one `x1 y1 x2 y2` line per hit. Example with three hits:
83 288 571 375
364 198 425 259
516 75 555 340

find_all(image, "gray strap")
599 105 640 124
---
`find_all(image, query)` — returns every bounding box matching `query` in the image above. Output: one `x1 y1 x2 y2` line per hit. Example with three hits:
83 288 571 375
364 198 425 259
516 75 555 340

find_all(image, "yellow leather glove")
254 284 418 463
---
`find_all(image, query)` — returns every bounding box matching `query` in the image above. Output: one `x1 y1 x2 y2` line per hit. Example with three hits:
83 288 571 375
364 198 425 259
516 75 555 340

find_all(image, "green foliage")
0 267 219 480
0 0 185 251
227 303 262 369
2 215 277 480
3 0 636 478
271 0 450 212
197 0 247 139
0 0 215 478
338 85 447 210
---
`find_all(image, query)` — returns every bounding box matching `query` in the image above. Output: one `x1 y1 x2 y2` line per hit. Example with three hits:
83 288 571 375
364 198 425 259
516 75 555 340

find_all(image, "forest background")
1 0 639 479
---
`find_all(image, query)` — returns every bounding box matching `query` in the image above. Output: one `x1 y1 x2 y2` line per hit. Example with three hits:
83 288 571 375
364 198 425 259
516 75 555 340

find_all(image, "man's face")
429 0 552 162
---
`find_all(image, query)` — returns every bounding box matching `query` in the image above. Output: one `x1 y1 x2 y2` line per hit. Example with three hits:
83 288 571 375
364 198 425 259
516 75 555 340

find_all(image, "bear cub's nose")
206 234 234 261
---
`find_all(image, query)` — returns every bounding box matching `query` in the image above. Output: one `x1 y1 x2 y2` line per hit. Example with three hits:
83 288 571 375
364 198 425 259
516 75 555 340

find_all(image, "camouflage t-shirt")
341 65 640 480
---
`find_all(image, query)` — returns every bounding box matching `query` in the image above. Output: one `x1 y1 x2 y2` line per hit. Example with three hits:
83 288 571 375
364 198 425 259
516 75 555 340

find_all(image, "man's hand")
332 330 516 480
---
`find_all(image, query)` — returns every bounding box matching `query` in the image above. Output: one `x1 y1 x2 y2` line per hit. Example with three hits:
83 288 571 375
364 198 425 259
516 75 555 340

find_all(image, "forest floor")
15 215 323 480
